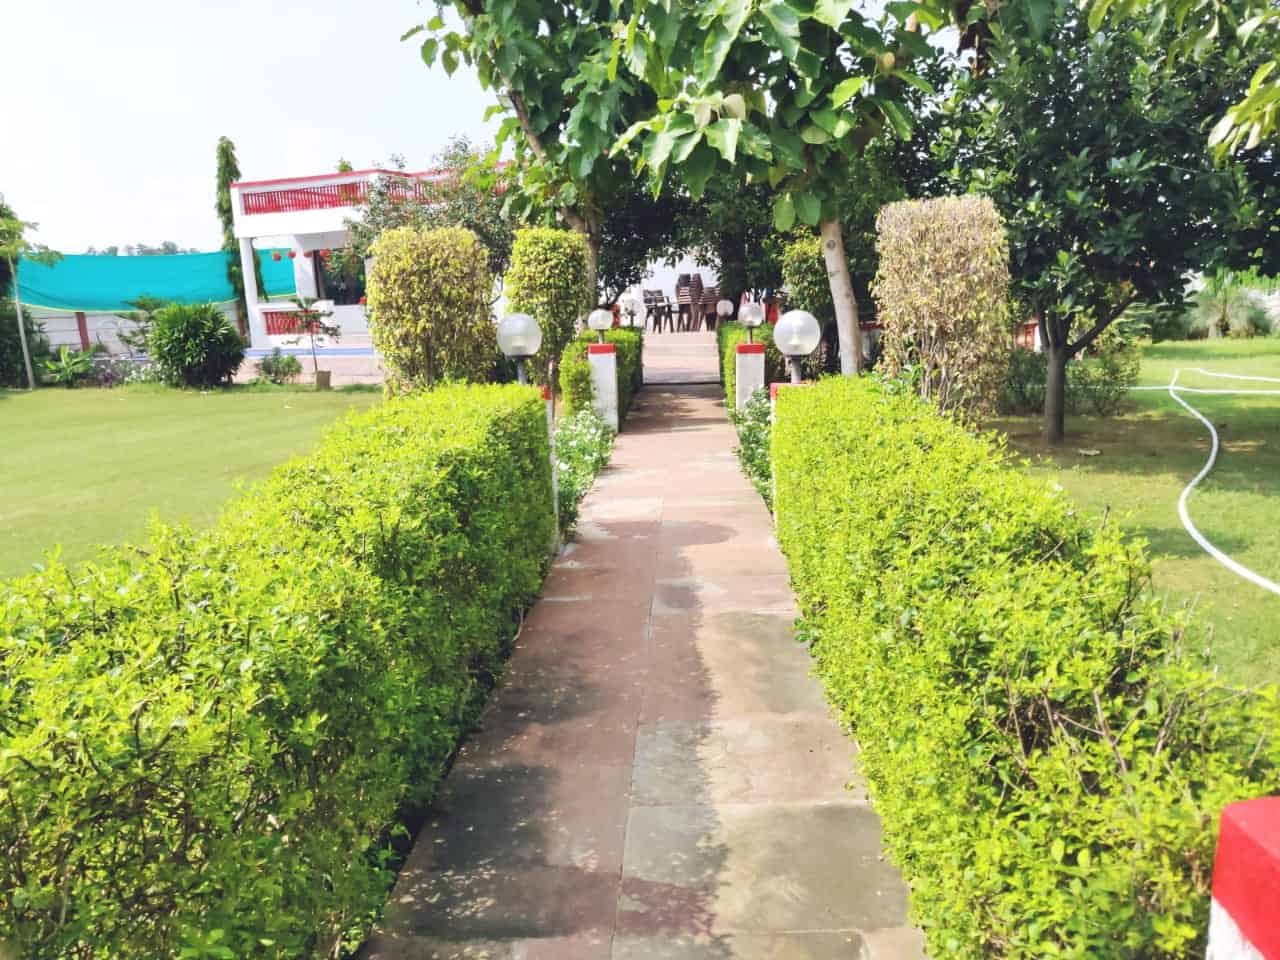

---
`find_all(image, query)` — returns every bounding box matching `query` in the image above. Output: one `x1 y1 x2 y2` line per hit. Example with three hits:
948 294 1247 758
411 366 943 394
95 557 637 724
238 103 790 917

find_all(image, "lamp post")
620 292 644 328
497 312 542 385
716 298 733 330
588 308 613 344
775 309 821 384
738 301 765 344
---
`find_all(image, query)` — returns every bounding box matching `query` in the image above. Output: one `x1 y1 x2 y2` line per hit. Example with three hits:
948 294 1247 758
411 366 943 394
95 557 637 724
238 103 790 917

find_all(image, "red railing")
241 175 458 216
264 311 320 336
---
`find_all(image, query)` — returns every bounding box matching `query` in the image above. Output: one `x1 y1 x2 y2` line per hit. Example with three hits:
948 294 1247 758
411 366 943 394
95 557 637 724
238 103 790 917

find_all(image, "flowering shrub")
728 386 772 507
554 407 614 531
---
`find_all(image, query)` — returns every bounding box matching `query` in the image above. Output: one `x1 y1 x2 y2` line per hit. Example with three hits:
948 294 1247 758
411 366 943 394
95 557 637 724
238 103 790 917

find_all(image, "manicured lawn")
990 338 1280 687
0 384 379 578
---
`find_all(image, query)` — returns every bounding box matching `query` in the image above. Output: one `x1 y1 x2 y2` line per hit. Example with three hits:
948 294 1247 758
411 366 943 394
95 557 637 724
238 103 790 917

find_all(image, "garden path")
361 349 921 958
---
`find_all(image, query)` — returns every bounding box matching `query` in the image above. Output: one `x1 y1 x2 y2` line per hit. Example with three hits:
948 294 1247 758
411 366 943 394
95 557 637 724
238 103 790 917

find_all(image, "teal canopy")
13 249 295 312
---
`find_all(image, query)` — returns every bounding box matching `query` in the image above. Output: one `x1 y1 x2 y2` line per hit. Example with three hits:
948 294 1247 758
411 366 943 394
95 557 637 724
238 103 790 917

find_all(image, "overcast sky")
1 0 496 253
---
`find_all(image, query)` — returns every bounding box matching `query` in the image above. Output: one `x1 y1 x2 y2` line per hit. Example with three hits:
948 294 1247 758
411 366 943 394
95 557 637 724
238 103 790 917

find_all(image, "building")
230 167 451 349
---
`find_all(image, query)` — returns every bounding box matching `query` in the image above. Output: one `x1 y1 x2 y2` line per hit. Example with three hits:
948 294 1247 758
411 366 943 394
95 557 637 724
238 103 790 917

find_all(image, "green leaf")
813 0 856 28
771 128 808 168
401 25 424 42
722 93 748 120
683 143 719 199
774 193 797 230
830 76 867 107
704 118 742 163
891 70 935 95
1088 0 1114 33
704 0 751 81
671 130 702 164
420 38 439 66
761 1 802 60
794 190 821 226
877 98 913 139
801 124 832 144
1025 0 1052 38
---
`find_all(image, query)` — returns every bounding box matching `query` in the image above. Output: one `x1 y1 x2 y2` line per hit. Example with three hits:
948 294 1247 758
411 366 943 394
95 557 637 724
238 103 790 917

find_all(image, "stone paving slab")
362 364 921 959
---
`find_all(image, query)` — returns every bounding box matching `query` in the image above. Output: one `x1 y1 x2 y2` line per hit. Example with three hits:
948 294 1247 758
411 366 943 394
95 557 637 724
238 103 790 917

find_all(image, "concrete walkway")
362 338 922 960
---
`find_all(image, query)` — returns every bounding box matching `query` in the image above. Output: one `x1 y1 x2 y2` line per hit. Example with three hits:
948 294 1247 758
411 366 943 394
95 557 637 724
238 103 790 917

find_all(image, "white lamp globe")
738 302 765 328
775 309 821 357
716 299 734 318
497 312 542 358
588 308 614 332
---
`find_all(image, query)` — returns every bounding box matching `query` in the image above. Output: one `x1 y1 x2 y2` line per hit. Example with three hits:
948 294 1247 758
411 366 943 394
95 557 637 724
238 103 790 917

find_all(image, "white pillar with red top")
735 342 766 411
588 343 619 431
1207 797 1280 960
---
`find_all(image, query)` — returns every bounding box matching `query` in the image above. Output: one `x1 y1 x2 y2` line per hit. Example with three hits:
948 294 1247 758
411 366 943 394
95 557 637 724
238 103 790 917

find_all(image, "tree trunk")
819 219 863 375
9 258 35 390
584 230 600 308
1044 342 1068 446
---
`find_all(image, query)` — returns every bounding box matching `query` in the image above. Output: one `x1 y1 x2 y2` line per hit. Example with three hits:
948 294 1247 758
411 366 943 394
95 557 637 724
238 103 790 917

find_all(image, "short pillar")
735 342 766 410
588 343 619 432
1207 797 1280 960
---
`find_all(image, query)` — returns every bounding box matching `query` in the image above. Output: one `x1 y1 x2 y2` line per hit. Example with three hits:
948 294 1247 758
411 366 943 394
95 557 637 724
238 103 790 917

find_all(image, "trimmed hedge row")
771 376 1280 958
715 321 785 408
560 326 643 423
0 384 555 958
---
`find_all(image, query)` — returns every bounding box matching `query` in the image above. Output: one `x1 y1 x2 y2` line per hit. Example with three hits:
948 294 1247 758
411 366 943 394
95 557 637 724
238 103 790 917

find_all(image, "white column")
735 342 766 411
292 240 318 299
239 237 267 347
588 343 619 431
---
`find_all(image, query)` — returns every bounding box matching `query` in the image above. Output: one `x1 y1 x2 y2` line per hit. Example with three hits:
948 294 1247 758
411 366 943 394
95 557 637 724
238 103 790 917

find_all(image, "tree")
333 140 515 289
612 0 953 374
934 0 1279 442
85 241 199 256
1 197 61 390
413 3 671 303
216 136 260 330
1091 0 1280 156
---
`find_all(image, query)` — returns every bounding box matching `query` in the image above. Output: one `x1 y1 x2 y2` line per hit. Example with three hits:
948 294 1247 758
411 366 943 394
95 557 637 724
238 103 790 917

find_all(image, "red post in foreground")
1208 797 1280 959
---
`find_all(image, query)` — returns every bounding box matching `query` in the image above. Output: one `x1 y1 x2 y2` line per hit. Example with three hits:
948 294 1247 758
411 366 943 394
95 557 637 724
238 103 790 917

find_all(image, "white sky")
1 0 497 253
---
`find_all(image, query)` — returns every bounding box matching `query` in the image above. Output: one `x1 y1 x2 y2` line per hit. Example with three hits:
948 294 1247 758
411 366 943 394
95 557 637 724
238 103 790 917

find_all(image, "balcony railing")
239 172 457 216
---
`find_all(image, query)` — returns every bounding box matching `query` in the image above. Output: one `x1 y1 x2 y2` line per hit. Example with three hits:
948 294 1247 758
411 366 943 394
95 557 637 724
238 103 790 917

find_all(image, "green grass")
0 384 379 578
991 338 1280 687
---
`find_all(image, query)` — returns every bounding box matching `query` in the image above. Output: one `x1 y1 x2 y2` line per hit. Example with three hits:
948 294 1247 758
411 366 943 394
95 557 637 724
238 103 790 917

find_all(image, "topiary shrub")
365 225 496 392
729 386 772 506
147 302 245 387
873 196 1013 416
504 228 591 384
771 376 1280 958
0 383 555 957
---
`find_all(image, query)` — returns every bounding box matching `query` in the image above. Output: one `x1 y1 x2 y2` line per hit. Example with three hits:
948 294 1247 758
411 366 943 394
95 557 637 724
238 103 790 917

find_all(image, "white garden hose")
1164 368 1280 598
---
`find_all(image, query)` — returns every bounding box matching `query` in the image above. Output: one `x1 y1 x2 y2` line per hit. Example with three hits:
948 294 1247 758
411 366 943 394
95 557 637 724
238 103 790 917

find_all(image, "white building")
230 167 447 349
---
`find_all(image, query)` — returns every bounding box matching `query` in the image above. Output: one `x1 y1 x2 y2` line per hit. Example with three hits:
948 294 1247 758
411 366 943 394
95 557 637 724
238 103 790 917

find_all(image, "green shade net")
12 249 295 312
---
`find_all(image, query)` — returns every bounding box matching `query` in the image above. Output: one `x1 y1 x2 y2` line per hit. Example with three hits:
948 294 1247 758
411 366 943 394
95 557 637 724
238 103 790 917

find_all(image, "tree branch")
1068 291 1138 355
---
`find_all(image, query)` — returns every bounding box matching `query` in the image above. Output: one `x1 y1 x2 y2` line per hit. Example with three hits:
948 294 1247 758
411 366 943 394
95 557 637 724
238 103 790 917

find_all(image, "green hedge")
715 321 785 408
0 384 555 957
771 376 1280 958
559 326 643 423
